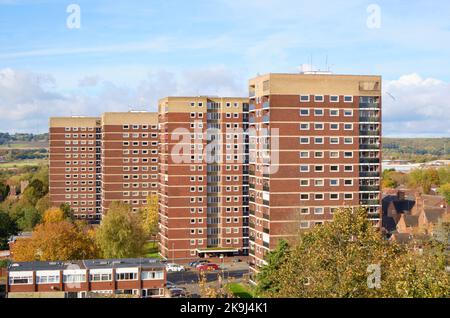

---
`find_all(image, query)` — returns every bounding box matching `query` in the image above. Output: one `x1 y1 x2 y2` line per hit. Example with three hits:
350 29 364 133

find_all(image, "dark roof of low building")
8 258 164 272
83 258 165 270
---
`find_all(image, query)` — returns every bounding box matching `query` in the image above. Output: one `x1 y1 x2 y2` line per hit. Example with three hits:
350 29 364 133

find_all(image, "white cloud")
0 67 246 133
383 73 450 137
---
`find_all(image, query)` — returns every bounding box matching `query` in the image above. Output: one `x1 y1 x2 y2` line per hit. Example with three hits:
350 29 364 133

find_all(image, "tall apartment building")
49 117 103 222
158 97 250 261
247 73 382 276
101 112 159 213
49 111 158 221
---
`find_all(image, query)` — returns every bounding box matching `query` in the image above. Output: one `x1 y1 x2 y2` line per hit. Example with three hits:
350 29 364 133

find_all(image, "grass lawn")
144 241 161 259
0 159 47 169
226 283 254 298
0 142 48 150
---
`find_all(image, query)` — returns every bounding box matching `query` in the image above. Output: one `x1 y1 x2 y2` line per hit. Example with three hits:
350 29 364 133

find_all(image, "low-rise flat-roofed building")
6 258 166 298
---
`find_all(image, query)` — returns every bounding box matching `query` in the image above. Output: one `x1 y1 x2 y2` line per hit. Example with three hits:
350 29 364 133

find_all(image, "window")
36 273 60 284
116 272 138 281
344 193 353 200
344 109 353 117
299 165 309 172
300 123 310 130
330 193 339 200
315 165 324 172
326 179 337 188
344 96 353 103
314 137 324 144
314 123 324 130
314 95 324 102
300 194 310 200
330 137 339 144
141 271 164 280
63 273 86 283
9 274 33 285
299 137 310 144
300 221 310 229
314 109 324 116
300 179 309 186
314 207 324 214
344 123 353 130
299 109 309 116
300 95 310 102
300 151 310 158
300 208 309 214
344 137 353 144
315 193 324 200
330 95 339 102
330 123 339 130
90 273 112 282
330 109 339 116
330 151 339 158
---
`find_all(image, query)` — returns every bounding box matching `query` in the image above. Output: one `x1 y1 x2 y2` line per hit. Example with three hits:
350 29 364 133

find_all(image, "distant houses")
382 189 449 245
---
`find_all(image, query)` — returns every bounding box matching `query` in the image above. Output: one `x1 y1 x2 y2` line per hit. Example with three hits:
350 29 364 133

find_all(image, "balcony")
249 104 256 111
359 102 380 109
359 158 380 164
360 144 380 150
263 184 270 191
263 241 270 248
263 213 270 220
263 199 269 206
360 199 381 206
359 130 380 136
262 101 270 109
360 171 380 178
262 115 270 124
360 186 380 192
249 196 255 203
263 228 270 234
359 116 380 123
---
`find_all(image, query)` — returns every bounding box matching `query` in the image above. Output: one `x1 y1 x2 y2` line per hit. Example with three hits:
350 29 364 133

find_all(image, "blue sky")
0 0 450 136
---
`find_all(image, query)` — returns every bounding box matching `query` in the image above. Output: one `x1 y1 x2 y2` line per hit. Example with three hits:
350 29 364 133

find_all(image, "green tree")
35 194 51 214
0 210 18 249
15 207 41 231
96 202 147 258
255 208 450 298
254 240 290 296
438 183 450 205
21 179 46 206
0 182 10 202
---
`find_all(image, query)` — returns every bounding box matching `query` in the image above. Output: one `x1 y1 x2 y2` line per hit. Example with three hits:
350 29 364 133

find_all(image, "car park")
188 259 209 268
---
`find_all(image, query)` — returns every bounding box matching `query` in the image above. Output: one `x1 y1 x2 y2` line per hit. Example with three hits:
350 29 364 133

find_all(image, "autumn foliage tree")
12 219 99 262
95 201 147 259
141 195 159 240
255 207 450 298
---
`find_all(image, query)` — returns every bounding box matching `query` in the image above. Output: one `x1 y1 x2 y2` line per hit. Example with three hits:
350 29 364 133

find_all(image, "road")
167 263 250 297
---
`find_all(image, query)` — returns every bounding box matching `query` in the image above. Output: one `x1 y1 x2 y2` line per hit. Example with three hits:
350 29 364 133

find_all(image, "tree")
255 208 450 298
0 211 17 250
141 195 159 240
438 183 450 205
15 207 41 231
409 168 440 194
254 240 290 296
35 194 51 214
21 179 46 206
0 182 10 202
95 202 147 258
12 220 99 262
42 207 66 224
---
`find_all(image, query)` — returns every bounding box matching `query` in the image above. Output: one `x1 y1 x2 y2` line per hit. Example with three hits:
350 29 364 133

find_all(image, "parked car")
166 263 186 272
197 263 220 271
169 288 188 298
233 258 242 263
166 281 176 289
188 259 208 268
